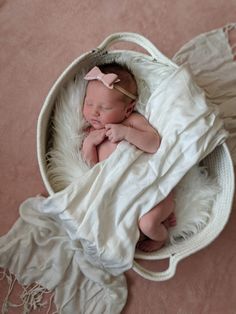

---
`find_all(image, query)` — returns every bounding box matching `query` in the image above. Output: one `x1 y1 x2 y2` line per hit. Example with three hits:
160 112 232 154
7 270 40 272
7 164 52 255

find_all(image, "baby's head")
83 63 138 129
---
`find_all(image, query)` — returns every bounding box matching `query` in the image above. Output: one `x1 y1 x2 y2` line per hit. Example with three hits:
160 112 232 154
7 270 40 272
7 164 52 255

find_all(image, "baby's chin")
93 125 105 130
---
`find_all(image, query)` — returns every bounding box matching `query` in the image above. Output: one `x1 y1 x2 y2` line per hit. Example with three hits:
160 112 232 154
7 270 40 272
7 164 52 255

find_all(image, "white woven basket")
37 32 235 281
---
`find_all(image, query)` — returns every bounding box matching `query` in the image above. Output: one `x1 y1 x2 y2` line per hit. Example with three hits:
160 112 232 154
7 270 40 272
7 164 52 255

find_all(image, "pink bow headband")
84 66 137 100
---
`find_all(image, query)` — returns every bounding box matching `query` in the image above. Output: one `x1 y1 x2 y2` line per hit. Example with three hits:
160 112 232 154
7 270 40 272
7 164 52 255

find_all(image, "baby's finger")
105 124 116 130
106 129 111 136
101 132 106 139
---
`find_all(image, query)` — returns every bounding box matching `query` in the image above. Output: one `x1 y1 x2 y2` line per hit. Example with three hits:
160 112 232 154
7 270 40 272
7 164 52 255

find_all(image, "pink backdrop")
0 1 236 313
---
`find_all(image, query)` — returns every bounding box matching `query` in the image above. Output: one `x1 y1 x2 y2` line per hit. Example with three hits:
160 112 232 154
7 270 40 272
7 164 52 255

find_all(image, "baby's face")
83 81 132 129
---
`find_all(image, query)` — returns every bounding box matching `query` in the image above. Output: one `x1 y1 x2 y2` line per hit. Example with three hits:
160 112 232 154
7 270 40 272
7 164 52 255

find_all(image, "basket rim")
36 43 235 281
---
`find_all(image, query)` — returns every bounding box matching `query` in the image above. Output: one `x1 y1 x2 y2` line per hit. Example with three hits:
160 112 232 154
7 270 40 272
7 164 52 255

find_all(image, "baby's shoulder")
126 112 146 124
127 111 142 119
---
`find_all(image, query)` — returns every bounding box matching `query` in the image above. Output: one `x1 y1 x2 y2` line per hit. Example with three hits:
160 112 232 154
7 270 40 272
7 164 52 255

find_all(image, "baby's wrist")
124 125 131 141
83 138 95 150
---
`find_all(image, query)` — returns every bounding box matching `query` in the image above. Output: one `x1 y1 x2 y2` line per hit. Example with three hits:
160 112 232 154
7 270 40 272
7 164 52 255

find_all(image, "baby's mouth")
91 119 102 127
91 118 99 123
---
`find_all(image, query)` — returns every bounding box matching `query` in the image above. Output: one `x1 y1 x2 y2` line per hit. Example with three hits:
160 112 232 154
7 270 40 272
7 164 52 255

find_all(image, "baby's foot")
136 238 165 253
163 212 177 228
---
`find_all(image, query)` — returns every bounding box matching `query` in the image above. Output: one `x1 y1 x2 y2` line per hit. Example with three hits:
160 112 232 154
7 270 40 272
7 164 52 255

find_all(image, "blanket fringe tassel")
0 269 57 314
223 23 236 149
224 23 236 58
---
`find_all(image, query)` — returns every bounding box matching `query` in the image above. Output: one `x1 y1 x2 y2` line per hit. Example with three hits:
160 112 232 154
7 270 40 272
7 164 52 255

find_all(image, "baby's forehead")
85 81 126 102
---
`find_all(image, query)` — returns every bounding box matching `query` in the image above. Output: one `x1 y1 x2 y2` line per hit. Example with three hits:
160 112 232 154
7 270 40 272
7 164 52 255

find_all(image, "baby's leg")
163 212 177 228
137 191 175 252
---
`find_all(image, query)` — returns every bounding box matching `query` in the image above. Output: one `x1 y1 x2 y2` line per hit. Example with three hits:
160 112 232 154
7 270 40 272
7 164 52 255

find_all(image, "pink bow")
84 66 120 89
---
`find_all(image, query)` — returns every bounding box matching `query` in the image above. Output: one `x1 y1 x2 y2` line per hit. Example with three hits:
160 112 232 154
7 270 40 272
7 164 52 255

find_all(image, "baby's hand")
85 128 106 146
105 124 127 143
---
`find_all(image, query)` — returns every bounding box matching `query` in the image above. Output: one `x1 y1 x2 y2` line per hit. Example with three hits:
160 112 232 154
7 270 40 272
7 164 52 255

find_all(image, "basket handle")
132 253 180 281
97 32 178 68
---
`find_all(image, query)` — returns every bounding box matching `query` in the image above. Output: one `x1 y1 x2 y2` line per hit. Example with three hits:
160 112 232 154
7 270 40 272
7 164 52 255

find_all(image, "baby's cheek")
102 113 111 123
83 107 89 118
107 112 117 122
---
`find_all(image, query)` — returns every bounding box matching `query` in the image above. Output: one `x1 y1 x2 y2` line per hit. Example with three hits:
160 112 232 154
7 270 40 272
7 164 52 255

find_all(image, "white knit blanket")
0 25 235 314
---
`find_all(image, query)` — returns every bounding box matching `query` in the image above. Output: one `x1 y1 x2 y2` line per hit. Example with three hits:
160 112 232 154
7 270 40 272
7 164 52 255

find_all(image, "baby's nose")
92 107 100 116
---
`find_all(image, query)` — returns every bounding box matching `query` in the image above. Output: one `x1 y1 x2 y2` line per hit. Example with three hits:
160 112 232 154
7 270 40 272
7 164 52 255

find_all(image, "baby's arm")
105 113 160 153
82 128 106 165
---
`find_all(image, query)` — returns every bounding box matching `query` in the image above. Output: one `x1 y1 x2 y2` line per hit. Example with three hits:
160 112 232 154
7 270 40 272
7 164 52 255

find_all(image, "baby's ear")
125 101 136 117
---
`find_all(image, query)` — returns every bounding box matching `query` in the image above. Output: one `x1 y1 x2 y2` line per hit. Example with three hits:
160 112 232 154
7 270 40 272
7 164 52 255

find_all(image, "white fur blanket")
0 25 235 314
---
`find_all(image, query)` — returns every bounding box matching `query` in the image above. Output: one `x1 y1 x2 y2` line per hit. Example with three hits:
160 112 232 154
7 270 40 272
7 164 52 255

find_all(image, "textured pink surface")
0 1 236 313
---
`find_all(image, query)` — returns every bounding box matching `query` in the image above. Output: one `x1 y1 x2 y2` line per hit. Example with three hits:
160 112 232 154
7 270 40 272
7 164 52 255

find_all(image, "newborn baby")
82 63 176 252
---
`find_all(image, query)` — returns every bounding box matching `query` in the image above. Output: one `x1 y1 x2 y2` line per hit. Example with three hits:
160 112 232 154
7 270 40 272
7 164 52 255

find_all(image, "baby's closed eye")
101 105 113 110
